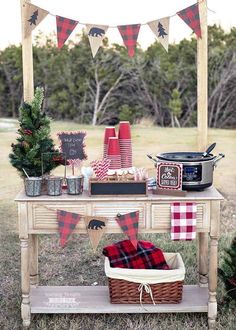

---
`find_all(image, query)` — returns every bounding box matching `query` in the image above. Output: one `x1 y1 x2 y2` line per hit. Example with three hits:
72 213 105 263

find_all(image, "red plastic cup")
104 127 116 144
107 137 120 156
118 121 131 139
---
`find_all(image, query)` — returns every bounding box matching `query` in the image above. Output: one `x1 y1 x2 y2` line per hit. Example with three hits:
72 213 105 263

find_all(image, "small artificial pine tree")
219 236 236 303
9 87 62 177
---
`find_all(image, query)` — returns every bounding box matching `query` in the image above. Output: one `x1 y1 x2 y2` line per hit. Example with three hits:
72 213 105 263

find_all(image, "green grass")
0 122 236 329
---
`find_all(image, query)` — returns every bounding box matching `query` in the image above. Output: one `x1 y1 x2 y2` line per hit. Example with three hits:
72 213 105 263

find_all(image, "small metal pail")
46 177 63 196
24 177 42 197
66 176 83 195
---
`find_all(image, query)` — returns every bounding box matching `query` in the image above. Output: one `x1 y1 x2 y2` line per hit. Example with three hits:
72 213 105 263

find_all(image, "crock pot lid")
156 152 215 162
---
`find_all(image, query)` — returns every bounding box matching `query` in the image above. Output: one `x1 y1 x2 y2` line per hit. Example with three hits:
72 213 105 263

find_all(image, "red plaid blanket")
171 202 197 241
103 240 169 269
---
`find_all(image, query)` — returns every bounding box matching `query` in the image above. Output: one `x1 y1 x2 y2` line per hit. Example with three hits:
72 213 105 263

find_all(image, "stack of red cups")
118 121 132 168
107 137 121 169
103 127 116 159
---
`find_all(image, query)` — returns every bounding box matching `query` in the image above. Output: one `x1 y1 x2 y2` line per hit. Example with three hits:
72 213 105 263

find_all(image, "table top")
15 186 224 202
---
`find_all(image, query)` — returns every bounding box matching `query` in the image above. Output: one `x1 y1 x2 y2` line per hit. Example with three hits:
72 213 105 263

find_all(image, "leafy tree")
168 89 182 127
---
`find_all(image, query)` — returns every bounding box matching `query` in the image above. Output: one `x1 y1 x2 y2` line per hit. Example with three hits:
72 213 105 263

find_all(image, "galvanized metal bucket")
46 177 63 196
66 175 83 195
24 177 42 197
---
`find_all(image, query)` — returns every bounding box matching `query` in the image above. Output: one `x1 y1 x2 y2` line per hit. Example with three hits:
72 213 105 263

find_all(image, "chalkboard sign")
58 131 87 162
156 162 183 190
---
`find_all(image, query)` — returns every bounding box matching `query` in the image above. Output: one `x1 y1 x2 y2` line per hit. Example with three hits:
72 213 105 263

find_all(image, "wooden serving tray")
89 179 148 196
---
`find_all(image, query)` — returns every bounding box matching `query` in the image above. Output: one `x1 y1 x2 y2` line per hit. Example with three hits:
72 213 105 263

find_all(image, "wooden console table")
15 187 223 328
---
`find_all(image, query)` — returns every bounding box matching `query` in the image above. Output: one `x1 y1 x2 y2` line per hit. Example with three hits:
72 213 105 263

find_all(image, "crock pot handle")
213 153 225 167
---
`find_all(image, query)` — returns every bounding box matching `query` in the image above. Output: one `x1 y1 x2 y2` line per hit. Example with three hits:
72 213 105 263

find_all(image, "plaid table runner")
171 202 197 241
103 239 169 269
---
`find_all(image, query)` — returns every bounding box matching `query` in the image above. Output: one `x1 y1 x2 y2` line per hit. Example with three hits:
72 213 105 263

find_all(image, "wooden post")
197 0 208 151
20 0 34 102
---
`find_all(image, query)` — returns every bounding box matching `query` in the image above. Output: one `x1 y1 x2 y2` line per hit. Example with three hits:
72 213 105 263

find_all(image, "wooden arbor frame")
20 0 208 152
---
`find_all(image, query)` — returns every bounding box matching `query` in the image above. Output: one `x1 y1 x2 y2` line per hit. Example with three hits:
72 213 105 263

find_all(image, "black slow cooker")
155 151 225 191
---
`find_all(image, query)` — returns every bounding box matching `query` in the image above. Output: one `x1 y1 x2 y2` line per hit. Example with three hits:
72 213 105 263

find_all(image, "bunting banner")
116 211 139 249
84 216 108 250
118 24 141 57
177 3 202 38
23 3 49 37
86 24 109 57
56 16 79 48
57 210 81 247
148 17 170 52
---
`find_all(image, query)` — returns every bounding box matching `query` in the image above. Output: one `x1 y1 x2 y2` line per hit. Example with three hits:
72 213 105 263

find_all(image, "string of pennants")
57 209 139 251
23 1 204 57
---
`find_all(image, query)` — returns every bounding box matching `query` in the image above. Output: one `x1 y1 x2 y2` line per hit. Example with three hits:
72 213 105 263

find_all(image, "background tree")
0 25 236 128
168 89 182 127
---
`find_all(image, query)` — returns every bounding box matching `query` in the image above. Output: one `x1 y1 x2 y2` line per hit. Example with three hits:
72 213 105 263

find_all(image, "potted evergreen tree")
9 87 64 195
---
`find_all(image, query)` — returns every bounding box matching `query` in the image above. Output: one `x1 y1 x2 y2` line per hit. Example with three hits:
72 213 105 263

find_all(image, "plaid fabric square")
177 3 202 38
118 24 141 57
103 240 170 269
56 16 78 48
171 202 197 241
116 211 139 249
57 210 81 247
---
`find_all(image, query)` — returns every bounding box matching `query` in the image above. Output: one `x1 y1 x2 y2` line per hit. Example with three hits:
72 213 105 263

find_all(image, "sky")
0 0 235 50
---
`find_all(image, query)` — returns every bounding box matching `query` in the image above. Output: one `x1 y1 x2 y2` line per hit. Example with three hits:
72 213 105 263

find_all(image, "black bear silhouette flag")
84 216 108 250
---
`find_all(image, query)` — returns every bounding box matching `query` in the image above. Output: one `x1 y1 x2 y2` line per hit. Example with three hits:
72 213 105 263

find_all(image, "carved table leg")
208 237 218 329
198 232 208 286
21 238 30 327
29 234 39 286
208 201 220 329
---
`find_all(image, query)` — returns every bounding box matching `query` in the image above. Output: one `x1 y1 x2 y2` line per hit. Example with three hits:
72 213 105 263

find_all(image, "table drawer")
91 202 146 231
30 203 87 230
151 203 209 231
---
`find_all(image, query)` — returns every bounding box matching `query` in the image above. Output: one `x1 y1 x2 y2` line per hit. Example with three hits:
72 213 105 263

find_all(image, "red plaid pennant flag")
177 3 202 38
116 211 139 249
118 24 141 57
171 202 197 241
57 210 81 247
56 16 79 48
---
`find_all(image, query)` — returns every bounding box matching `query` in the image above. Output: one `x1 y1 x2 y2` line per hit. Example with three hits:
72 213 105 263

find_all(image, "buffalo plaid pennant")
57 210 81 247
177 3 202 38
56 16 79 48
118 24 141 57
171 202 197 241
116 211 139 249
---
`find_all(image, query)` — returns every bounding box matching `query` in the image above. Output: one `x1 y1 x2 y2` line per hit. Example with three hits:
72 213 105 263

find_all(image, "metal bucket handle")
213 153 225 167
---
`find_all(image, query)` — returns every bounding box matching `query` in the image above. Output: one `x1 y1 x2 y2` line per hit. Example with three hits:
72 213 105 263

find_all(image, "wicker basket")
105 253 185 304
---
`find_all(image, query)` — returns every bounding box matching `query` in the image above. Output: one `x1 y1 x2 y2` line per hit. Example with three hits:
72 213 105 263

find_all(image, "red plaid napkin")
103 240 169 269
56 16 78 48
57 210 81 247
116 211 139 249
177 3 202 38
171 202 197 241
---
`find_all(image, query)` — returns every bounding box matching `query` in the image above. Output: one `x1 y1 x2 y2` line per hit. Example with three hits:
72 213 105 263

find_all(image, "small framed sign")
156 162 183 190
58 131 87 166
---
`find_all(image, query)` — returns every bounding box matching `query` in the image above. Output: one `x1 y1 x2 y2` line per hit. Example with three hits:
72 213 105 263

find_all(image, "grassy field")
0 120 236 330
